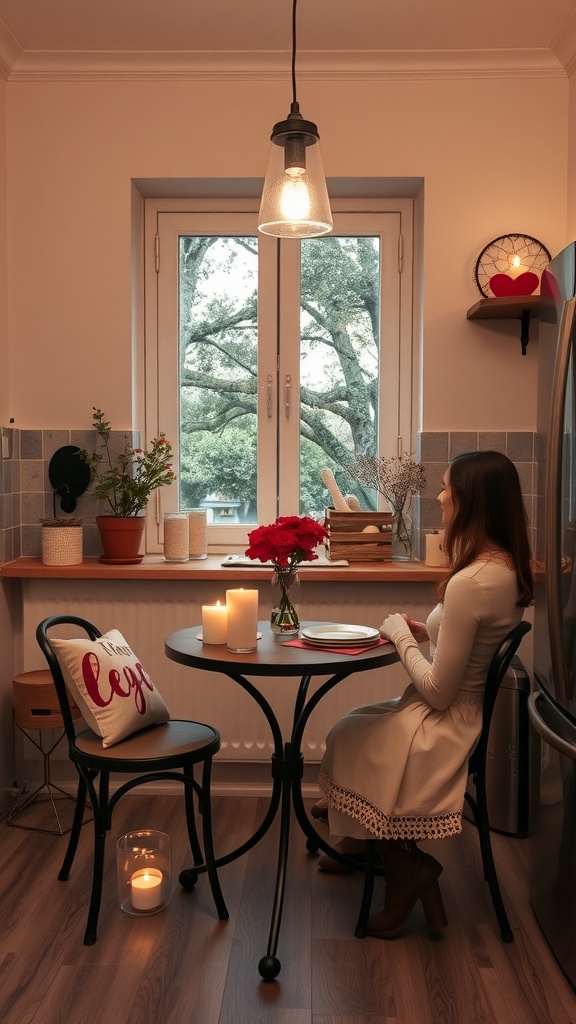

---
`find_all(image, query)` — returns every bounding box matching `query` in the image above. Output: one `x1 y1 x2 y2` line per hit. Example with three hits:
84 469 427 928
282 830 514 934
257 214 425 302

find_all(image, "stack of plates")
300 623 380 647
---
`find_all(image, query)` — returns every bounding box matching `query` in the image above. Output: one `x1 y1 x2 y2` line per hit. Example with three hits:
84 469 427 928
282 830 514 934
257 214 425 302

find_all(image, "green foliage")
78 408 176 517
180 425 256 519
177 233 382 511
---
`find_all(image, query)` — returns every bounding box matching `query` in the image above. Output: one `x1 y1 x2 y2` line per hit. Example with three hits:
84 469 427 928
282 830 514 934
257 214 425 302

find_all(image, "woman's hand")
404 616 429 643
380 613 429 644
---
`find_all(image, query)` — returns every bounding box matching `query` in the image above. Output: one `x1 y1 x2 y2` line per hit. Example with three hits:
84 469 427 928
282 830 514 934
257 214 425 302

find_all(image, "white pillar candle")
226 588 259 652
425 530 448 567
130 868 163 911
202 600 228 644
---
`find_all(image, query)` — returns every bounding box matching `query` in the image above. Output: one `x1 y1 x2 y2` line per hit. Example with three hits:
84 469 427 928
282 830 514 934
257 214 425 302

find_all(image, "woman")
316 450 533 939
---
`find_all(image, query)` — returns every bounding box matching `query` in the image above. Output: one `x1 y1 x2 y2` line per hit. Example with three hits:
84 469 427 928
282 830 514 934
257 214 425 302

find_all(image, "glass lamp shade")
258 134 332 238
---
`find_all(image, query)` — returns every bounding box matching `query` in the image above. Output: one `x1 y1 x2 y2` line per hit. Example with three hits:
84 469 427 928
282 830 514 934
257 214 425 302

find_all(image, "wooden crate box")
324 507 394 561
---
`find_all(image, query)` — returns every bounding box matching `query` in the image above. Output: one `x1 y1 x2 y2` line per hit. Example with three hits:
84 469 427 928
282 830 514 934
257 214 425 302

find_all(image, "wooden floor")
1 791 575 1024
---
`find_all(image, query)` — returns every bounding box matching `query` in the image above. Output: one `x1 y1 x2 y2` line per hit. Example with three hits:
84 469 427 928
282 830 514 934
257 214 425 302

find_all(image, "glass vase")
270 568 300 635
391 510 413 561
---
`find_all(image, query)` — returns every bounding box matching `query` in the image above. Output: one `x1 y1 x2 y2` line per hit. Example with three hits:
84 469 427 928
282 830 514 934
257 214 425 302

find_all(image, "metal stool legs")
8 726 80 835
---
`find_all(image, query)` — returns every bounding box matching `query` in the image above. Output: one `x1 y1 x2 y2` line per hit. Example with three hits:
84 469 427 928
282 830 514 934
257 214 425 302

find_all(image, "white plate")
301 624 380 645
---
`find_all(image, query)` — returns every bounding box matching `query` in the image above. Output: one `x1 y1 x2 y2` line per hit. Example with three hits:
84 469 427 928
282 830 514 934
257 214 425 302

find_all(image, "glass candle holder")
117 830 172 915
188 508 208 559
163 512 189 562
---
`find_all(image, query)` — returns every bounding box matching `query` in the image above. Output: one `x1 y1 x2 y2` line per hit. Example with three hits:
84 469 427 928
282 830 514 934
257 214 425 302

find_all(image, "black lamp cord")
291 0 298 109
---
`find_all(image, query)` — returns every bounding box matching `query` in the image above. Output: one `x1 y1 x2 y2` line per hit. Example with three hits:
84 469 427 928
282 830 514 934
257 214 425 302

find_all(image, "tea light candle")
425 530 448 567
202 600 228 644
226 588 259 652
130 868 163 911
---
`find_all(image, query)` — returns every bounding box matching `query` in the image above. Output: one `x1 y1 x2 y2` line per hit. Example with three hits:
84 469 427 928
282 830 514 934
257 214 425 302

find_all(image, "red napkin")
282 637 390 655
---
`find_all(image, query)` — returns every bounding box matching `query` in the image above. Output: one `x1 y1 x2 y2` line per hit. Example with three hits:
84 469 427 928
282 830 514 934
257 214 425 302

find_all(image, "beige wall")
568 67 576 238
2 72 570 434
0 77 15 811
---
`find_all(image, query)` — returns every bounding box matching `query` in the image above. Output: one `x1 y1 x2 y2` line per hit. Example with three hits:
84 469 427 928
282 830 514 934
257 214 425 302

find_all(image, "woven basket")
42 526 83 566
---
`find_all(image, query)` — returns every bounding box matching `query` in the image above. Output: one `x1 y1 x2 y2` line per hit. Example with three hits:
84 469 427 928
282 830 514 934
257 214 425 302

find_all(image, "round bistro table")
164 620 399 981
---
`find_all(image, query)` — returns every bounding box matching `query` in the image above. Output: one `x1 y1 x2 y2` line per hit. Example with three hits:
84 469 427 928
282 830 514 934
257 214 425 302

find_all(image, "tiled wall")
0 425 138 562
415 431 536 559
0 426 537 562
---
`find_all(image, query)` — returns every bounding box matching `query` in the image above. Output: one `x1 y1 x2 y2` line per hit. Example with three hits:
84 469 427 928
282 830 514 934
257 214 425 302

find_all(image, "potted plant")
78 408 176 563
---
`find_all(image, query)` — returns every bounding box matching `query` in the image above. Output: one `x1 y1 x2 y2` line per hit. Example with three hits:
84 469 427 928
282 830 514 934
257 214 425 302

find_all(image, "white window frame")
143 197 415 553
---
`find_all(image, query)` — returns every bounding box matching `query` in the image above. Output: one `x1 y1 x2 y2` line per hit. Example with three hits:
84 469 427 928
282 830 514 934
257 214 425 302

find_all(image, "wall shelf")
466 295 539 355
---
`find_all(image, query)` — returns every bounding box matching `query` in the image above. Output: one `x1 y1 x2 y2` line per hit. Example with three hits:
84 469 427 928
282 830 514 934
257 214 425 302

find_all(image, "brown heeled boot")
310 797 329 820
317 837 366 873
366 839 447 939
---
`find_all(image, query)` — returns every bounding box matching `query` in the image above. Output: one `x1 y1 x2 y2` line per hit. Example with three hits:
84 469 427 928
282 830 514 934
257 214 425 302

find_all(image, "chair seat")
73 719 220 765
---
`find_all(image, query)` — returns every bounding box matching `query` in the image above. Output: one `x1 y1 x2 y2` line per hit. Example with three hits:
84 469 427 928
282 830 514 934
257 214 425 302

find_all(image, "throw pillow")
50 628 170 747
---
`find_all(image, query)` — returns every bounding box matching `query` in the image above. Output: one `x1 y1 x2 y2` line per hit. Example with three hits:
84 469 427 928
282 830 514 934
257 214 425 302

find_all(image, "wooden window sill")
0 555 450 583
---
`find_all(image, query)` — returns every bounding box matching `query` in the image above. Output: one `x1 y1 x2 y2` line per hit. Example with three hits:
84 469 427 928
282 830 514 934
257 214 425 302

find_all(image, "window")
144 198 414 551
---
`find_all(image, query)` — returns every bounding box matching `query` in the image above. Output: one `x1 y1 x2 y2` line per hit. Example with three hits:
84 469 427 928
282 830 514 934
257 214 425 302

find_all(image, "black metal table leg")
258 742 304 981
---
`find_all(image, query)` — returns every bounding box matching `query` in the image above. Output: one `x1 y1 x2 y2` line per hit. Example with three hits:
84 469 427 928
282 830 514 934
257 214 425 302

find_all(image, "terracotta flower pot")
96 515 146 564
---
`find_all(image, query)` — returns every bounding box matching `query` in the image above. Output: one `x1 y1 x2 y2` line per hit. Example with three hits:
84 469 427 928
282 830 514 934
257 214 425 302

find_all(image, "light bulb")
280 177 311 221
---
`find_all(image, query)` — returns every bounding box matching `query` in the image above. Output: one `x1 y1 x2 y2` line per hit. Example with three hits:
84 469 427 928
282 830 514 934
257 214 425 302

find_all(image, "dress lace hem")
319 768 463 841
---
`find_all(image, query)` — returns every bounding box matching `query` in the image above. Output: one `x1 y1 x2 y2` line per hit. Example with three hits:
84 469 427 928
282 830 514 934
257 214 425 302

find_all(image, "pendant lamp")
258 0 332 238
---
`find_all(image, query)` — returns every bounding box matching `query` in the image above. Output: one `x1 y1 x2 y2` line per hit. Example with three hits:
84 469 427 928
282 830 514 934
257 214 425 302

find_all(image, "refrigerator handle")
528 692 576 761
545 295 576 704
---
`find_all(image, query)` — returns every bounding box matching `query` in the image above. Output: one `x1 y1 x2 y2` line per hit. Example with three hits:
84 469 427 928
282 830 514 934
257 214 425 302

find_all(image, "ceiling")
0 0 575 77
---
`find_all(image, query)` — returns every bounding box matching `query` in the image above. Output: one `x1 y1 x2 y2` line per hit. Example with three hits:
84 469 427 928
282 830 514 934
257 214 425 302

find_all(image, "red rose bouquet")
246 515 328 633
245 515 328 569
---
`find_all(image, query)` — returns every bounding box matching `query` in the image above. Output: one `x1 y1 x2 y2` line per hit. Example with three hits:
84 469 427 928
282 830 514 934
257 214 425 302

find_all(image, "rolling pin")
321 468 352 511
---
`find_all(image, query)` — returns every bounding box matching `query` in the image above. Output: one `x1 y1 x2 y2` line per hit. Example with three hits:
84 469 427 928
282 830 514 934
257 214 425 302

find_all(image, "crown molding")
0 16 23 81
0 46 567 82
551 10 576 77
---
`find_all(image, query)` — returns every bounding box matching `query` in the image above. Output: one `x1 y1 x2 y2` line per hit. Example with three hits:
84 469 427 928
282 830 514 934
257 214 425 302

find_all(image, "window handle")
285 374 291 418
267 375 273 419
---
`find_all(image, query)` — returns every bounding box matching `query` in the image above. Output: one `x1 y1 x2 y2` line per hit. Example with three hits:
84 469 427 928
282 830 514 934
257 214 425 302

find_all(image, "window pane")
178 235 259 526
299 236 380 515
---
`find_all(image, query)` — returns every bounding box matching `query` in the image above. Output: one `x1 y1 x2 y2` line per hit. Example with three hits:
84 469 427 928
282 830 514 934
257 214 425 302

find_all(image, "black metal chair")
36 614 228 945
355 619 532 942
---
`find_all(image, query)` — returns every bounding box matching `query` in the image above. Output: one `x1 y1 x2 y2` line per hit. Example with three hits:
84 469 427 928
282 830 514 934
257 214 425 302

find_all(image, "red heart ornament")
489 272 539 297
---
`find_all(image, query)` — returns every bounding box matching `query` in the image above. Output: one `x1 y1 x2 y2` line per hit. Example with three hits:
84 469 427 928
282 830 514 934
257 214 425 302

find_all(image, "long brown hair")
438 450 533 607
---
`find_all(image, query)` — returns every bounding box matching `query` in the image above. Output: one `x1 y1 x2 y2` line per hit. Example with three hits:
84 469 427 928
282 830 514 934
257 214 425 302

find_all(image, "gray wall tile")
449 432 477 457
478 431 506 453
506 431 534 461
418 432 448 462
20 429 42 459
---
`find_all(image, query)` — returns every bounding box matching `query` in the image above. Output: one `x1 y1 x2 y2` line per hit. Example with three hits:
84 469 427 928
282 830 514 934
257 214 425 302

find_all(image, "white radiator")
20 577 427 765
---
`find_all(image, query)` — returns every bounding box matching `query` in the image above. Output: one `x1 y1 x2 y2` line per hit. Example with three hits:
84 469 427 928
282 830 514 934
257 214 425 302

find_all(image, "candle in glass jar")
425 530 448 567
201 600 228 644
163 513 189 562
130 868 163 910
188 508 208 559
226 588 259 652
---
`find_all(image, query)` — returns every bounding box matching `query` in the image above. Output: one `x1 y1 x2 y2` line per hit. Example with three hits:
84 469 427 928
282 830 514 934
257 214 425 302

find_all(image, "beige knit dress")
319 556 524 842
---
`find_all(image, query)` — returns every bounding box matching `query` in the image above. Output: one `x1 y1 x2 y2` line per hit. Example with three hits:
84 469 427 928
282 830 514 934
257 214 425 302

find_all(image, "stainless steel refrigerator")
530 241 576 988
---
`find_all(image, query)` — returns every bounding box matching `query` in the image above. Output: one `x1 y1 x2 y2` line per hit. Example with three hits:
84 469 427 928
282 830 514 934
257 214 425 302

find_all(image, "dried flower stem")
348 453 425 515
